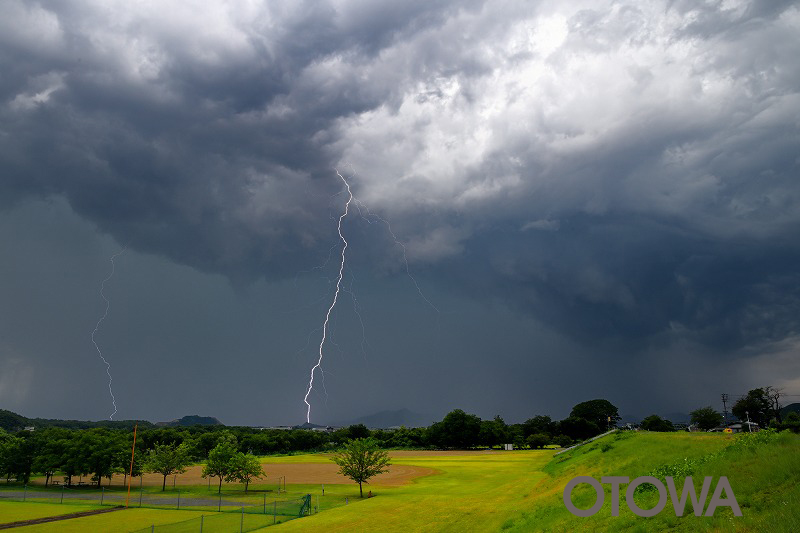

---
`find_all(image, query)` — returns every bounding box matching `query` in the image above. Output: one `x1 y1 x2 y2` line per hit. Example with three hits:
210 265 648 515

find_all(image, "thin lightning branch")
343 273 370 363
91 247 125 420
353 200 440 315
304 170 353 423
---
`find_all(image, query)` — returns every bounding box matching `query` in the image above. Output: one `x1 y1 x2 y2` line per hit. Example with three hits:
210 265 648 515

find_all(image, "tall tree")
144 442 192 491
569 399 621 431
732 388 773 427
765 386 784 423
522 415 557 438
331 438 391 498
0 430 21 482
202 433 239 493
640 415 675 432
690 406 724 430
229 452 264 492
31 428 70 486
479 416 509 448
427 410 482 449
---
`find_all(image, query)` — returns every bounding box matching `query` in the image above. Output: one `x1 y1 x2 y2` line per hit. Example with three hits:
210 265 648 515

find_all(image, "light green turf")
14 508 210 532
0 501 103 523
272 432 800 532
274 451 553 532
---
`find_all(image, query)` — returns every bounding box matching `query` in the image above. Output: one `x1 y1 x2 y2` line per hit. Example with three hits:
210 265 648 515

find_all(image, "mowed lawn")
274 451 553 532
0 501 102 524
1 506 210 532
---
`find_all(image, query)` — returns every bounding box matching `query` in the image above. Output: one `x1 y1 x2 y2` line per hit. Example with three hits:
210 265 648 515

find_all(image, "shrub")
526 433 550 449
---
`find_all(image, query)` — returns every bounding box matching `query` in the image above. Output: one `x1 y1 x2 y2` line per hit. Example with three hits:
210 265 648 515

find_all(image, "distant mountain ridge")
781 403 800 417
0 408 152 431
155 415 223 427
333 408 434 428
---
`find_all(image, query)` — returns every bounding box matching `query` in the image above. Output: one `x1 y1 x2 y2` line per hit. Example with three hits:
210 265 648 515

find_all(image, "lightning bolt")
302 169 439 423
304 170 352 423
91 247 125 420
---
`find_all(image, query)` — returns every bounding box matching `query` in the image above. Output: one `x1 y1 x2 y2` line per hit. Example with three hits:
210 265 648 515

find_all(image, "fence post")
150 526 154 533
177 490 180 510
200 515 204 533
61 483 65 504
101 487 105 505
23 484 27 501
240 507 244 533
273 500 277 524
263 493 266 514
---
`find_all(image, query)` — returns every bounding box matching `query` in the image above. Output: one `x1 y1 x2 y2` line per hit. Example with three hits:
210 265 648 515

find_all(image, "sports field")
3 431 799 532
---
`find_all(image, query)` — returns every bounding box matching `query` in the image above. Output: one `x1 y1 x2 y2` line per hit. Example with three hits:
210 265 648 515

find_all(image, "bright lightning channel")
303 170 352 423
91 247 125 420
302 170 439 423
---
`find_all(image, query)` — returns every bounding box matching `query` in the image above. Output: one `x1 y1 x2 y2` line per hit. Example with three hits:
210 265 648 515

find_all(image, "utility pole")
721 394 729 425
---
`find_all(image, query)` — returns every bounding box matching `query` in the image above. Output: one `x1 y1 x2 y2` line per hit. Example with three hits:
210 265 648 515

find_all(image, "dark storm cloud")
1 0 799 360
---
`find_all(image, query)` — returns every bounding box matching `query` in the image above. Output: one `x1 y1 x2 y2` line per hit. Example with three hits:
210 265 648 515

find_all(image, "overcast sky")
1 0 799 426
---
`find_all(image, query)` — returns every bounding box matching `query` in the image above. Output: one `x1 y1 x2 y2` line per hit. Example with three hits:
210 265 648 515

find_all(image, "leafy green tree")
733 388 773 427
558 417 600 441
522 415 557 438
0 410 27 431
202 433 239 493
6 432 36 483
31 428 71 486
780 411 800 433
345 424 370 440
230 452 264 492
331 438 391 498
0 429 21 482
82 430 127 486
479 416 510 448
144 442 192 491
554 435 573 448
427 409 482 449
526 433 549 449
385 427 425 448
640 415 675 432
569 399 621 432
690 406 724 430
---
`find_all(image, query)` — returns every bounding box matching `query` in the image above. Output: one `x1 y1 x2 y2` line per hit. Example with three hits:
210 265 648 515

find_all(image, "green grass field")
0 501 103 524
3 431 798 532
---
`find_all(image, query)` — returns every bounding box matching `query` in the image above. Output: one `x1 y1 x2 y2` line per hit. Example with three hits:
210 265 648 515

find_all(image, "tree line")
3 392 796 487
0 398 622 486
0 426 265 492
640 386 800 432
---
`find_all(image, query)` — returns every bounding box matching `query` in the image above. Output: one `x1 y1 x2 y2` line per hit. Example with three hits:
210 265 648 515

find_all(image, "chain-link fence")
129 496 312 533
0 485 309 514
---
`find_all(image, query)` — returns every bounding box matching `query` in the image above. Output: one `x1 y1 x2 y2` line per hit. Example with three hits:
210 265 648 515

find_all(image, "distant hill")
334 409 435 429
0 409 152 431
155 415 223 427
0 409 27 431
292 422 327 430
781 403 800 417
661 412 691 424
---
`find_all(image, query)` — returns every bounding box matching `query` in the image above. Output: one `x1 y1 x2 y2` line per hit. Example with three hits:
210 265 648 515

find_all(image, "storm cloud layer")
1 1 799 422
